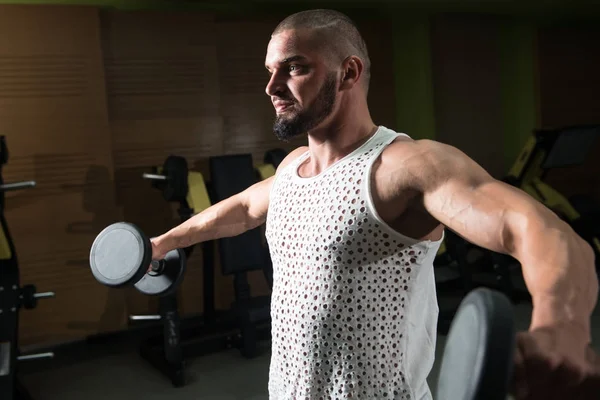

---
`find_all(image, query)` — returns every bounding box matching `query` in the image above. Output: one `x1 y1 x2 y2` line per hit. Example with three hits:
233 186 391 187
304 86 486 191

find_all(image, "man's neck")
304 113 377 176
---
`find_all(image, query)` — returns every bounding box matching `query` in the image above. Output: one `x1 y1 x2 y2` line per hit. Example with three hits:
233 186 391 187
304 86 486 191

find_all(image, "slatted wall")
0 5 119 345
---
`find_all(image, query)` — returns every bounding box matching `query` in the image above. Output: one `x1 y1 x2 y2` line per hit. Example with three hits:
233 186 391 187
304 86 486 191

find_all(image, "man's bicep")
242 176 274 229
423 176 515 253
418 144 538 255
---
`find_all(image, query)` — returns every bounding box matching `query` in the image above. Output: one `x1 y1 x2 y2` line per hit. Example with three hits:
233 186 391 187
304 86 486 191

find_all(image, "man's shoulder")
378 137 479 191
380 137 449 169
385 136 452 154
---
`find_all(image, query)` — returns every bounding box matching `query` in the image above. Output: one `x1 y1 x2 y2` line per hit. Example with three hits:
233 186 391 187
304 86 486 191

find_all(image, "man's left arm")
412 141 597 345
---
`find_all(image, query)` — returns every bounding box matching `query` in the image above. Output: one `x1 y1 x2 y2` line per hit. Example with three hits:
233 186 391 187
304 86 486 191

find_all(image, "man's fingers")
514 331 558 399
513 332 600 400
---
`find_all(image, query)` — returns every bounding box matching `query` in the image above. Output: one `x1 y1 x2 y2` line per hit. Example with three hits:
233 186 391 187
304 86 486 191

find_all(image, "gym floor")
18 287 600 400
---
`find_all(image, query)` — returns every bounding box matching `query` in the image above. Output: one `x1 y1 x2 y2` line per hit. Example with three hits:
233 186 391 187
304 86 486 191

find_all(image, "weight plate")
89 222 151 288
436 288 515 400
134 248 186 296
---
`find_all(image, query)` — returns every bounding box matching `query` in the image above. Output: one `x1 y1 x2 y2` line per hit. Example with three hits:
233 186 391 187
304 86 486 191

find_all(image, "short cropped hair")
272 9 371 93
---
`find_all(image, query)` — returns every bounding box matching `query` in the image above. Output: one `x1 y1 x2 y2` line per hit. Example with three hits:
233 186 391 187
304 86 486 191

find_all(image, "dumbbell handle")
149 259 165 275
142 173 168 181
34 291 55 299
130 315 162 321
0 180 36 191
18 352 54 361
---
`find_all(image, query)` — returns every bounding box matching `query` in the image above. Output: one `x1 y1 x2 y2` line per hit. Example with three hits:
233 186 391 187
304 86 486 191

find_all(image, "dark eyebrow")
280 55 307 64
265 55 308 70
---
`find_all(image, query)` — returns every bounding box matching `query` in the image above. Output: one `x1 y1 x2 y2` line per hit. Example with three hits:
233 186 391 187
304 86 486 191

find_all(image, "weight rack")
0 136 55 400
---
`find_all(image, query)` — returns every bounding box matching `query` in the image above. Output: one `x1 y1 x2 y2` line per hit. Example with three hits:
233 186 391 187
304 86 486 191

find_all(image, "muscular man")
151 9 598 400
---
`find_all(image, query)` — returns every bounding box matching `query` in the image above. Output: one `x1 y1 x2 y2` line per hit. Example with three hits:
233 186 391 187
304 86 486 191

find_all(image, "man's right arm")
151 146 308 259
151 176 273 258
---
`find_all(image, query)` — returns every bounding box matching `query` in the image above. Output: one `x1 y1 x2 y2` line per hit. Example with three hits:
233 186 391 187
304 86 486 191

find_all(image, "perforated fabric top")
265 126 444 400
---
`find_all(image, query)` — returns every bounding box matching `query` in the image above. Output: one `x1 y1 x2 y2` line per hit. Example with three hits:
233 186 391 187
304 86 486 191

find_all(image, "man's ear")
339 56 364 91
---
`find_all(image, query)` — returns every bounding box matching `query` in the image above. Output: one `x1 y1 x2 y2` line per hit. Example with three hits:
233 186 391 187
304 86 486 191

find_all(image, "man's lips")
274 101 294 112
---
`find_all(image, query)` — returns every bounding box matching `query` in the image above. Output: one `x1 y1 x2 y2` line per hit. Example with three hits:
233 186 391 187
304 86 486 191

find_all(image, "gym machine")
504 124 600 269
255 148 288 180
90 155 213 387
0 136 55 400
133 154 215 387
208 153 274 358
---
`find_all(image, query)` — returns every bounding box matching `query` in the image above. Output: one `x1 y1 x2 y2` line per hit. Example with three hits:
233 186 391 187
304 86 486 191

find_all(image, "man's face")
264 29 338 141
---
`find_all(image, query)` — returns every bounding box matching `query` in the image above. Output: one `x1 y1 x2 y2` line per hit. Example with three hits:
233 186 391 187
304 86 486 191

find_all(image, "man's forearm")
153 194 253 254
515 221 598 341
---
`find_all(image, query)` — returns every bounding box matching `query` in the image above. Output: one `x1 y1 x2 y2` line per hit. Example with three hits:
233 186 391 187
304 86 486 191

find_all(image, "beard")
272 73 337 142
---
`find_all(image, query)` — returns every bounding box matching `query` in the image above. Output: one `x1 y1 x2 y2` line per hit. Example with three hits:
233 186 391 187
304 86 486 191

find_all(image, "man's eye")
289 65 301 72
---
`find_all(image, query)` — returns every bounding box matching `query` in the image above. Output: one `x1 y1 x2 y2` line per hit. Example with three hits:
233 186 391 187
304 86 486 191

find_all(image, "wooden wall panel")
0 5 118 346
537 24 600 201
430 14 506 177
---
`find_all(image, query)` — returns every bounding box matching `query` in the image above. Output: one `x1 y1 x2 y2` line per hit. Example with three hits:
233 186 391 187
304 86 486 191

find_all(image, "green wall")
499 19 537 169
392 14 436 140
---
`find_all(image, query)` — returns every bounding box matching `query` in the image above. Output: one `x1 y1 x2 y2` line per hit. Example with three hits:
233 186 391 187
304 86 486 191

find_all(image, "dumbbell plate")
89 222 151 288
436 288 516 400
134 248 186 296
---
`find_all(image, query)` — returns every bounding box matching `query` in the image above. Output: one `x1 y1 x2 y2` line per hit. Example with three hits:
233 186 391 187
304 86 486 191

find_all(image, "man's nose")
265 73 285 97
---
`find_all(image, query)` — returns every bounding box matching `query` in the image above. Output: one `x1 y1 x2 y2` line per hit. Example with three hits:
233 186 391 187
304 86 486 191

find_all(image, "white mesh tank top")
265 126 443 400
